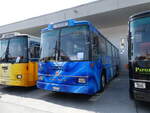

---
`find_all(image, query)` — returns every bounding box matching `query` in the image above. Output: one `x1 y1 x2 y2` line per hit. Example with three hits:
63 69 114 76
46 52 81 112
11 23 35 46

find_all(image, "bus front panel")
37 61 103 95
0 62 38 87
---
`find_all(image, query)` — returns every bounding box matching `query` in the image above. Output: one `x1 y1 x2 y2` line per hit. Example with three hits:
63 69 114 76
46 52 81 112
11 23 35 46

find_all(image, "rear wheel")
115 66 119 77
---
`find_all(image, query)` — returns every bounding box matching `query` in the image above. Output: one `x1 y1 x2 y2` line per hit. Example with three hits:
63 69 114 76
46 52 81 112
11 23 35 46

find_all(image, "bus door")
28 41 40 82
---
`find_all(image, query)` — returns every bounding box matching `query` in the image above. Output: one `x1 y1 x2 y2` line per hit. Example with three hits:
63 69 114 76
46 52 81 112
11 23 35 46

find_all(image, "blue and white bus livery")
36 19 120 95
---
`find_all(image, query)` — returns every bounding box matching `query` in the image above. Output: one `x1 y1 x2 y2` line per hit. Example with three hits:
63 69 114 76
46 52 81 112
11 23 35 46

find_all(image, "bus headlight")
17 75 22 79
134 82 146 89
78 78 86 83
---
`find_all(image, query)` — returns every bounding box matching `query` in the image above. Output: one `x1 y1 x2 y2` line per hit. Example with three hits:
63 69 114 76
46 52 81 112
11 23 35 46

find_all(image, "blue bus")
37 19 120 95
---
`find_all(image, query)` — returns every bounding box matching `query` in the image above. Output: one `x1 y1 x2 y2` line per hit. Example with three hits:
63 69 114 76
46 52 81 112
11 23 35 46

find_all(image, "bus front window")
60 26 89 61
9 37 28 63
130 17 150 61
0 37 28 63
40 25 89 62
40 30 59 61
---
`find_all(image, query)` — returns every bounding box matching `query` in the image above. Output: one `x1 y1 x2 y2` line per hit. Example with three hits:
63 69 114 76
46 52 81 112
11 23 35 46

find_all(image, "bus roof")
41 19 103 38
129 10 150 21
0 32 40 40
41 19 92 32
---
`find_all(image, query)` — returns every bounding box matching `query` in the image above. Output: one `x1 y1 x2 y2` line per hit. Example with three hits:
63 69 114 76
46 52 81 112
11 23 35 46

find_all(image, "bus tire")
115 66 119 77
100 71 106 92
129 89 134 100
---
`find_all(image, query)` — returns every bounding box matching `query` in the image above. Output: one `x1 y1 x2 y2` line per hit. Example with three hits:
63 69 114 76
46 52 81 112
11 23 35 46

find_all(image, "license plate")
134 82 146 89
52 87 60 91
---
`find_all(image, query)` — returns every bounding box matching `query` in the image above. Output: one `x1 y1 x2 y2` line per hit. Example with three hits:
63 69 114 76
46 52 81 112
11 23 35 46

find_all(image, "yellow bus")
0 33 40 87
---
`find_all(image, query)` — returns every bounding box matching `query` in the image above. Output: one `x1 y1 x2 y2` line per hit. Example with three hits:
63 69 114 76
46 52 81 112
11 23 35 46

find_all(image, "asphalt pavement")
0 72 149 113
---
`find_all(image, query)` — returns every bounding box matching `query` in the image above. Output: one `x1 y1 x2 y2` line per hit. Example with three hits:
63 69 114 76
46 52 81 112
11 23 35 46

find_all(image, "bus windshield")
130 17 150 61
40 25 89 61
0 36 28 63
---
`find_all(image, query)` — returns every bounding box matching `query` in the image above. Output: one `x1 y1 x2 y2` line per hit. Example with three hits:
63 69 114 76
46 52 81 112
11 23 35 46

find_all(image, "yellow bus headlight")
17 75 22 79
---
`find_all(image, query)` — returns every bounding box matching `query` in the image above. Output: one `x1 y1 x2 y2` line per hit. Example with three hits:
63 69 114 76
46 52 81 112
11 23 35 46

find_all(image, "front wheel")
101 72 106 91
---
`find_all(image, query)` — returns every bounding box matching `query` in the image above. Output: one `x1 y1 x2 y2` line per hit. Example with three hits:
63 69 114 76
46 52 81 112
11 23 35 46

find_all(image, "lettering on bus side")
135 67 150 74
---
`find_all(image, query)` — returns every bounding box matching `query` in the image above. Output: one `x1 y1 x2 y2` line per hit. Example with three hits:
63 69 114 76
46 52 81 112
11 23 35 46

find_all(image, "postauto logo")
135 67 150 74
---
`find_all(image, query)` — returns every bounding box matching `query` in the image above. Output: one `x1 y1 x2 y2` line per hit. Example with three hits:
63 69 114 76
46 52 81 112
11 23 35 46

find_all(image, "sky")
0 0 97 26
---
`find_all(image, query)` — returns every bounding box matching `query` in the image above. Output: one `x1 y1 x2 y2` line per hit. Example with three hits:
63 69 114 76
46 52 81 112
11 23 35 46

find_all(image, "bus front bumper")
134 90 150 102
0 79 35 87
36 81 94 95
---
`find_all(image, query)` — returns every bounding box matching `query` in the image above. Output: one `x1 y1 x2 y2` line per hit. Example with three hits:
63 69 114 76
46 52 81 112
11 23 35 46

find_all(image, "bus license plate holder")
134 82 146 89
1 81 6 85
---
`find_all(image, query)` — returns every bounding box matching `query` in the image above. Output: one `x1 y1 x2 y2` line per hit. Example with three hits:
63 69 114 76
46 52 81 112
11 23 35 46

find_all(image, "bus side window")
106 42 112 64
29 41 40 60
92 32 99 60
112 46 116 65
106 42 112 56
99 35 106 55
98 36 107 64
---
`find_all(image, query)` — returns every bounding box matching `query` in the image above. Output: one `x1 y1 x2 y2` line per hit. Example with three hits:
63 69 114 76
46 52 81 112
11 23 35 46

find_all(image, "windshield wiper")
59 49 70 61
40 41 59 62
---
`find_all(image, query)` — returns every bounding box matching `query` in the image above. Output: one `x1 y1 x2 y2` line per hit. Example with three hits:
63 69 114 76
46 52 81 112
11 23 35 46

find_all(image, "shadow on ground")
135 101 150 113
